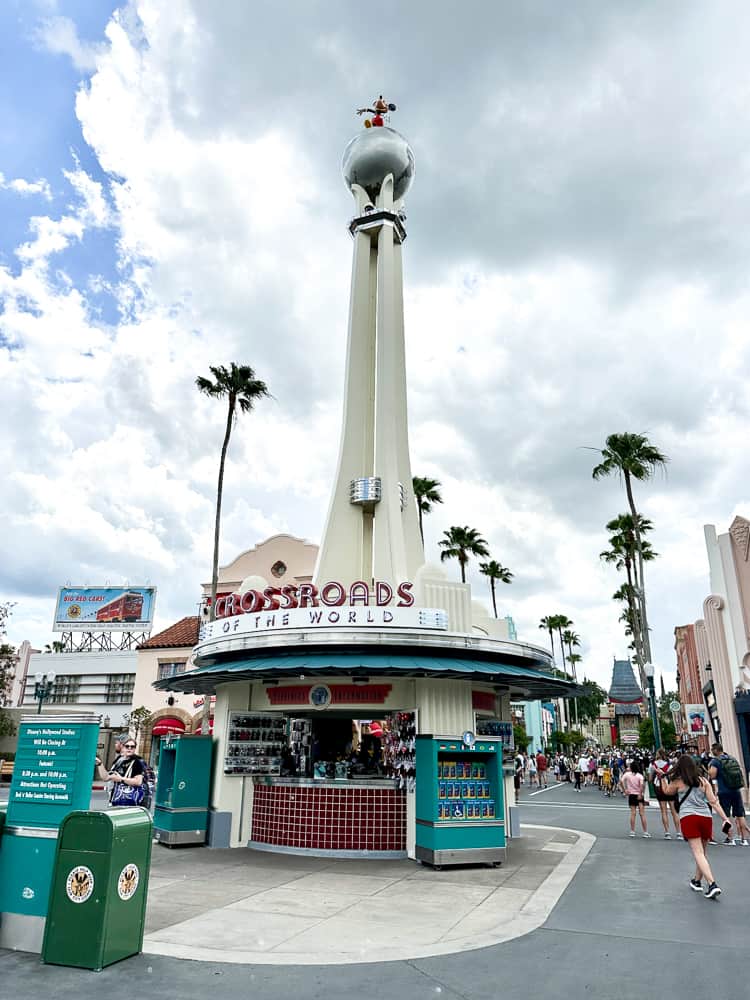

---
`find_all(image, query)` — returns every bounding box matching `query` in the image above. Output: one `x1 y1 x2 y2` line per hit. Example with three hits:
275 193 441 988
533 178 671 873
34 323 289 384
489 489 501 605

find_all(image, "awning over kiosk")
151 716 186 736
154 651 582 700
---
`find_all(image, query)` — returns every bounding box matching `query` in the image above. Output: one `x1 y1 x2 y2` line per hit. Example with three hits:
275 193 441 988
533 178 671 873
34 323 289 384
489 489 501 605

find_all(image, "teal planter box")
415 735 505 868
153 734 213 846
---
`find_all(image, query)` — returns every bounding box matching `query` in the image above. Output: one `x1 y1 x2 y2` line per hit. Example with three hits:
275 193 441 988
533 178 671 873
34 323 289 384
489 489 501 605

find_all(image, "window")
49 676 80 704
158 661 187 681
106 674 135 703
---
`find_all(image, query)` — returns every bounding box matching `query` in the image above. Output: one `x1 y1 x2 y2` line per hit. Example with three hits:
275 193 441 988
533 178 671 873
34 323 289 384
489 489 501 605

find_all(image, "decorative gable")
729 516 750 562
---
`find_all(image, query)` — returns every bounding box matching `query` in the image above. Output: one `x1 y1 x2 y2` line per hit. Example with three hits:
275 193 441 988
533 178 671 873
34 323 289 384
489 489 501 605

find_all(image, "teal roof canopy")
154 651 580 699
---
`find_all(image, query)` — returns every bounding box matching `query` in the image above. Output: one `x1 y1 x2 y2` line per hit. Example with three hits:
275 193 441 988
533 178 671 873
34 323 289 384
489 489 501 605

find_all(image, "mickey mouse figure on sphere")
356 94 397 128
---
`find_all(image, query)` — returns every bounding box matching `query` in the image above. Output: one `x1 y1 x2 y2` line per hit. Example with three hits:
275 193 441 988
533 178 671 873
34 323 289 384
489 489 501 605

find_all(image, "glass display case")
223 712 287 776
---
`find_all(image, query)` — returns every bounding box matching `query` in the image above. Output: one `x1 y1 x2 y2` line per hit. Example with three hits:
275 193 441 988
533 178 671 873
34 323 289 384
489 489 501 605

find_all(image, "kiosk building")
157 109 576 858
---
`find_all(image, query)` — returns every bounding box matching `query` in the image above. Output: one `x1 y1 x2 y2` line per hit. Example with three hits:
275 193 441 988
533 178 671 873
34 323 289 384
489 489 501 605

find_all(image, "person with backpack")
661 754 732 898
708 743 749 846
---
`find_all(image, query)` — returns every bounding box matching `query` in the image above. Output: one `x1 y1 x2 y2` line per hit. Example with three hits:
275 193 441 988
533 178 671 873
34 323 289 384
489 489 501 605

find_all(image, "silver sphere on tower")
342 127 415 202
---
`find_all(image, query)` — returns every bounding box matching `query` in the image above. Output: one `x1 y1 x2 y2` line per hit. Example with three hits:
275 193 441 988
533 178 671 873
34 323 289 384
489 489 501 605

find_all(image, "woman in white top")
661 754 731 899
527 753 538 787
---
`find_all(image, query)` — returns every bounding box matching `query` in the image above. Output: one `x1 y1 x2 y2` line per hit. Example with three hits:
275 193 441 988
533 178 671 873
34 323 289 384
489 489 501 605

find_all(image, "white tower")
315 120 423 588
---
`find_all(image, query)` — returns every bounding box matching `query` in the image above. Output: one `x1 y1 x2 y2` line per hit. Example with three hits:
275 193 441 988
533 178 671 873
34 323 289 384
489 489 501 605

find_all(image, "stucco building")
132 534 318 760
674 516 750 782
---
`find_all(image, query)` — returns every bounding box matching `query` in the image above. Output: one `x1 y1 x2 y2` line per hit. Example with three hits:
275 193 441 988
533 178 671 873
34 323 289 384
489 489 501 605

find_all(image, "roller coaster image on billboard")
53 586 156 632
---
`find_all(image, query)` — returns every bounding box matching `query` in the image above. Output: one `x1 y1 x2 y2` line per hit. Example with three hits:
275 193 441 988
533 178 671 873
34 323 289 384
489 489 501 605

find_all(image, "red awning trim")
472 690 496 712
152 717 186 736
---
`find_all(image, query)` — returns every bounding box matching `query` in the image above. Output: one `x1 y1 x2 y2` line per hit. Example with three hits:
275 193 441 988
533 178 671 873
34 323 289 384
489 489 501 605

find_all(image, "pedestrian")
587 755 597 787
553 755 561 782
513 754 524 803
708 743 749 846
620 760 650 837
107 733 127 771
651 748 682 840
95 736 145 807
661 753 732 898
574 751 588 791
559 754 569 783
527 751 538 788
536 749 548 788
611 755 621 792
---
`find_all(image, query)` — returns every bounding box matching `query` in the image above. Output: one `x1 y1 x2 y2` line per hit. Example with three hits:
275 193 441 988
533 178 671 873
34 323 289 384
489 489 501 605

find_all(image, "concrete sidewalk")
143 824 593 965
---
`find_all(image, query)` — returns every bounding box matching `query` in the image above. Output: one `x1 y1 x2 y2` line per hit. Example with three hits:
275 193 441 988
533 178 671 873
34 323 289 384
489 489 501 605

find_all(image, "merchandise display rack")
224 712 287 775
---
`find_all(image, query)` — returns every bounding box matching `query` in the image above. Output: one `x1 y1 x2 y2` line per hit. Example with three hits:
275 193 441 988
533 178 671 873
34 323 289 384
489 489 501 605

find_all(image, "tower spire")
314 116 421 588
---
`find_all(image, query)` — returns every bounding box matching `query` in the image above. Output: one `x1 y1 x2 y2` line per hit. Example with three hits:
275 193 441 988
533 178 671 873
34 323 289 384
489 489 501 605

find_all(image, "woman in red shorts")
661 755 732 899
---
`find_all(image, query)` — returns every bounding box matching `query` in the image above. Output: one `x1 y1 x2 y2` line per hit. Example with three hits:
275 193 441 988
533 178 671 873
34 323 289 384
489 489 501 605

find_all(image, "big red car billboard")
53 586 156 632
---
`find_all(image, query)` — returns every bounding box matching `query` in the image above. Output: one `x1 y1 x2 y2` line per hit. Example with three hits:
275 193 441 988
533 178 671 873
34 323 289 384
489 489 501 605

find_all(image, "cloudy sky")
2 0 749 692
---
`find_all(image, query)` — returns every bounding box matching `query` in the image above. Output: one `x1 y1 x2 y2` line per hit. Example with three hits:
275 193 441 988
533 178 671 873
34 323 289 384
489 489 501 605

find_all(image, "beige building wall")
132 643 197 716
202 534 318 603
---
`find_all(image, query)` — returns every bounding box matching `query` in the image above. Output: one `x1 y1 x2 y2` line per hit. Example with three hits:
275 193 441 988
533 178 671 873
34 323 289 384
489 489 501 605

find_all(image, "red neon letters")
215 580 414 619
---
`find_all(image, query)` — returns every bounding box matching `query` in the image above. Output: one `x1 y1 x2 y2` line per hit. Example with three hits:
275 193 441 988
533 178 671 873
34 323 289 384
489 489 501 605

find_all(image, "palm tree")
567 652 583 679
479 560 514 617
438 526 489 583
196 363 269 620
591 433 668 664
412 477 443 546
553 615 574 678
601 513 658 687
539 616 557 656
566 651 583 726
562 630 580 680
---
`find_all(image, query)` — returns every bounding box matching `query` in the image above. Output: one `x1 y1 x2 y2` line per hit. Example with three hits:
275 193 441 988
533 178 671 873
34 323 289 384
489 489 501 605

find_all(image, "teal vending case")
415 734 505 868
153 734 213 846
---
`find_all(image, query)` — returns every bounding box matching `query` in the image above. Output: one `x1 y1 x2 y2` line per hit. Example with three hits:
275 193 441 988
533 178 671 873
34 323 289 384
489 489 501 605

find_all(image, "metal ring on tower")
349 477 382 507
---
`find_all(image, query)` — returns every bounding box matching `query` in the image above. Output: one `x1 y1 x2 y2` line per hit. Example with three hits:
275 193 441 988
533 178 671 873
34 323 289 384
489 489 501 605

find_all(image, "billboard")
685 703 708 735
53 587 156 632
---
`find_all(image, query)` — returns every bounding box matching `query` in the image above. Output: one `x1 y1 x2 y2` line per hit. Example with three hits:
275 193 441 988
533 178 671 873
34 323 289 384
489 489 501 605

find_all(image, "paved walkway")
4 781 749 998
144 823 593 964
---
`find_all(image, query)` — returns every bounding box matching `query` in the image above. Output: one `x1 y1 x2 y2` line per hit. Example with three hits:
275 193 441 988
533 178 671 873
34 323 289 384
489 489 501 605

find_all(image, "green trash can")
42 807 152 971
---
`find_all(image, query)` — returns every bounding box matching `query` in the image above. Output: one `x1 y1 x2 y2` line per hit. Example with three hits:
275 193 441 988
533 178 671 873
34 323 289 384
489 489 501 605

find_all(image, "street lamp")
643 662 661 749
34 671 56 714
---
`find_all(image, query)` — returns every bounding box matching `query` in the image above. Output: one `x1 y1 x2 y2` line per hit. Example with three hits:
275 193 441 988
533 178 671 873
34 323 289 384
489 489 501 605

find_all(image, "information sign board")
7 717 100 828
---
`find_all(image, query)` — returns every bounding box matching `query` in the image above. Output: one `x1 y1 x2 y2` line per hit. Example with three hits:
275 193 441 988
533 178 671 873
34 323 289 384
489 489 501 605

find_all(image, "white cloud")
0 172 52 200
34 15 104 72
4 1 750 695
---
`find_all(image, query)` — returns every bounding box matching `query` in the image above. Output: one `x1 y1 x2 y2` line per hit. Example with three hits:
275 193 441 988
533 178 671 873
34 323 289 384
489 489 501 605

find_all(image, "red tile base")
251 784 407 853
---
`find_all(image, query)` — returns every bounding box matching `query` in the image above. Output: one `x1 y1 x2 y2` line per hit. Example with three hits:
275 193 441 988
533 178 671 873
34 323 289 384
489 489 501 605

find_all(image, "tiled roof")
138 616 200 650
608 658 644 704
